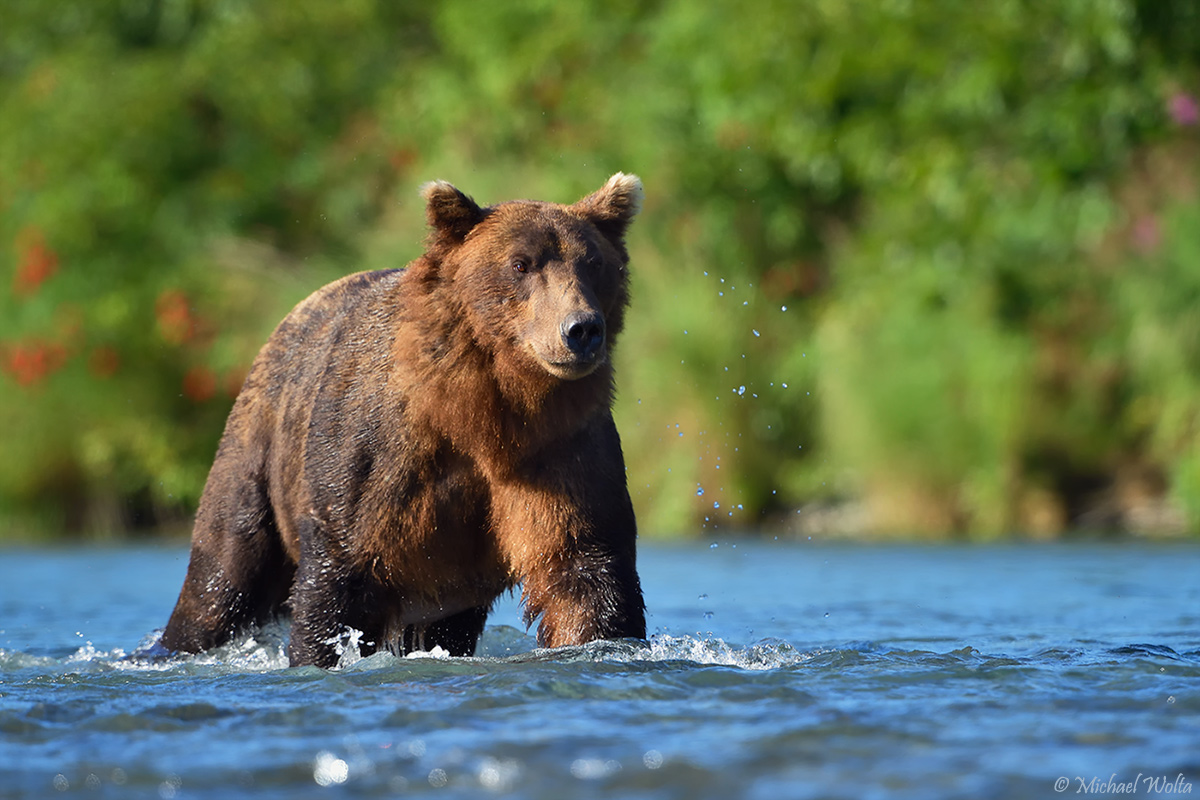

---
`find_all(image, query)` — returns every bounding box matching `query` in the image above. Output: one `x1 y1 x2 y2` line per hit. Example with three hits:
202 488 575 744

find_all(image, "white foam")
39 625 812 675
639 634 816 670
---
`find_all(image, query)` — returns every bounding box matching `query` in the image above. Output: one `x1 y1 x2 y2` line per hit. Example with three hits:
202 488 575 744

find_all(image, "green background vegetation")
3 0 1200 540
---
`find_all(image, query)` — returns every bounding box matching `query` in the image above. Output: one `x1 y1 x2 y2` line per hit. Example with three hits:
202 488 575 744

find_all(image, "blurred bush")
1 0 1198 539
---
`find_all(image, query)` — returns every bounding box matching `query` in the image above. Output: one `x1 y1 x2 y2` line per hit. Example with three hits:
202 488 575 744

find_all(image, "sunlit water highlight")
1 541 1198 799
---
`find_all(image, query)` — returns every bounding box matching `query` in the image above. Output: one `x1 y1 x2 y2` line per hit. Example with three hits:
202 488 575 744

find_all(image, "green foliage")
1 0 1198 538
0 0 410 532
1114 187 1200 523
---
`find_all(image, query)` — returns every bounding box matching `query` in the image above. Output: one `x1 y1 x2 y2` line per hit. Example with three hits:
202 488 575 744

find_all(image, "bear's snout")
561 311 606 361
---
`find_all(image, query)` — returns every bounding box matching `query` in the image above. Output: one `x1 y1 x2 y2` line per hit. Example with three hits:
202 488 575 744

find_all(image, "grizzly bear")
158 174 647 667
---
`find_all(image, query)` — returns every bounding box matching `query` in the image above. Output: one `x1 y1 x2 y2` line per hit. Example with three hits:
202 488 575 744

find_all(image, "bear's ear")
421 180 485 243
572 172 643 243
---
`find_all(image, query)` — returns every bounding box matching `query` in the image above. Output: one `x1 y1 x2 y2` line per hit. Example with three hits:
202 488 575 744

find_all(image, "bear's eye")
511 257 530 274
582 246 604 270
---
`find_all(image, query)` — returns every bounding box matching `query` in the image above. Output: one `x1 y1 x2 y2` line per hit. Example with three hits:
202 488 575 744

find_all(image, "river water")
0 540 1197 799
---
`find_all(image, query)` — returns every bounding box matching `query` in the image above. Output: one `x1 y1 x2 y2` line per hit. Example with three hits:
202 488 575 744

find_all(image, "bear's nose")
561 311 606 359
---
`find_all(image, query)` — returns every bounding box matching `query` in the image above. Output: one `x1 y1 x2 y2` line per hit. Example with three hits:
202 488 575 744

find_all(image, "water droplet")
314 752 349 787
824 612 830 618
698 593 708 601
781 305 788 311
782 383 788 388
703 611 714 620
737 386 745 396
752 329 760 337
696 485 705 496
710 542 718 549
713 502 720 509
571 759 622 780
479 758 521 791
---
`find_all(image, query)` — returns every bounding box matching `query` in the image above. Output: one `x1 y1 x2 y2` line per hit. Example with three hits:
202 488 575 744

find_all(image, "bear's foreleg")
518 541 645 648
492 424 646 649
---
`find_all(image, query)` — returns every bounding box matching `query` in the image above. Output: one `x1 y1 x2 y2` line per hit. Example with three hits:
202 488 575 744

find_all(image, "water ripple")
3 543 1199 799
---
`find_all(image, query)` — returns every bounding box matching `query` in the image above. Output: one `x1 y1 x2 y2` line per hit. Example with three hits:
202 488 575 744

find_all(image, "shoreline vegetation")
3 1 1200 542
0 499 1191 546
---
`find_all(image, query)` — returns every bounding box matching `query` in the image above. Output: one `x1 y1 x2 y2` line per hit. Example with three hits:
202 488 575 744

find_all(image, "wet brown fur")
160 175 646 667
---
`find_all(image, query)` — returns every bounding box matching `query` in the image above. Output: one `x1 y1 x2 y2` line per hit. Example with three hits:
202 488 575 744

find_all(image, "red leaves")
154 289 237 402
182 365 217 403
155 289 198 345
13 228 59 298
2 340 66 386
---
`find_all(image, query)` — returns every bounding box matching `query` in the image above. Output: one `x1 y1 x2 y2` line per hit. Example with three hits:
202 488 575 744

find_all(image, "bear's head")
420 173 642 383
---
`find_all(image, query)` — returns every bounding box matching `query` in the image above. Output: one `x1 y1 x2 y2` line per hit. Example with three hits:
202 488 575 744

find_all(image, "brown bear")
158 174 647 667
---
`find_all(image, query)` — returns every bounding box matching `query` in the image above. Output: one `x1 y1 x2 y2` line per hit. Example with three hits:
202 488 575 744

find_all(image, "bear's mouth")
541 353 605 381
533 342 607 381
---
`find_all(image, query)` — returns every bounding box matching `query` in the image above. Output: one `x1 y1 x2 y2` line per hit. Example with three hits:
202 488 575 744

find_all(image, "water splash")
641 635 815 670
520 634 818 671
121 624 291 673
30 623 819 677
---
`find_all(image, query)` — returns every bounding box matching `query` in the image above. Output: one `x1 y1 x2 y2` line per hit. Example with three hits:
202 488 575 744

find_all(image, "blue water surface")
0 540 1197 799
